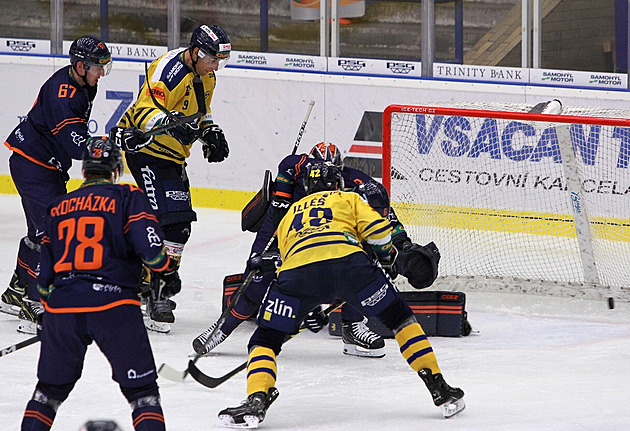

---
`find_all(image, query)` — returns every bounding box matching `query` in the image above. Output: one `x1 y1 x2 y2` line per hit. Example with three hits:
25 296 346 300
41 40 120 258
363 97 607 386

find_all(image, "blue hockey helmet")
304 161 344 195
69 35 112 75
309 142 343 168
190 25 231 63
82 137 123 179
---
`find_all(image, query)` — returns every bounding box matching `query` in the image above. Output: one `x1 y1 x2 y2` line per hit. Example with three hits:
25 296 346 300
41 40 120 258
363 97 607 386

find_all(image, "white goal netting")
383 102 630 301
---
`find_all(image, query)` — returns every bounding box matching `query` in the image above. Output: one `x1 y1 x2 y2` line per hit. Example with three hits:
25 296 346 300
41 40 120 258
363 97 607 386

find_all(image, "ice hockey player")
20 137 173 431
193 142 440 357
1 35 116 334
217 161 465 428
115 24 231 332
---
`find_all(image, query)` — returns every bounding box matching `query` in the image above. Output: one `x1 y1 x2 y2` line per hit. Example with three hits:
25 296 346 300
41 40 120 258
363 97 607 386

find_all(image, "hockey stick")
0 335 40 358
158 235 278 382
188 300 345 389
291 100 315 155
140 62 207 138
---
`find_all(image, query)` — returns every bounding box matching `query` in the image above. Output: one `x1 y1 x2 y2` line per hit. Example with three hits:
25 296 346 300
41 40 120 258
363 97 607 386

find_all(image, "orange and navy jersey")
277 190 393 272
38 180 170 313
4 65 94 173
117 48 216 164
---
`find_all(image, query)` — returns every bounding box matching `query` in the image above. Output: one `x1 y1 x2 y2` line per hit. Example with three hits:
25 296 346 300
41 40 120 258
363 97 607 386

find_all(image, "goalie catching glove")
109 126 152 153
201 124 230 163
395 240 440 289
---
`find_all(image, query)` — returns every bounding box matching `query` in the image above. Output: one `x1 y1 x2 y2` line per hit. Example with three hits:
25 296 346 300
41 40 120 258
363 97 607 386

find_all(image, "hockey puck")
608 297 615 309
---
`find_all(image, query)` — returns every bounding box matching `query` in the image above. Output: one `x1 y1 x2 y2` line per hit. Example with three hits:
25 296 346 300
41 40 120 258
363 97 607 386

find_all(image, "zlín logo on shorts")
263 298 295 321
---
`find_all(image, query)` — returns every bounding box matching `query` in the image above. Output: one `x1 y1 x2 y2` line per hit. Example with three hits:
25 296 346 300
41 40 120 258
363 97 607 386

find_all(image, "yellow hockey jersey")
118 48 216 164
277 190 393 273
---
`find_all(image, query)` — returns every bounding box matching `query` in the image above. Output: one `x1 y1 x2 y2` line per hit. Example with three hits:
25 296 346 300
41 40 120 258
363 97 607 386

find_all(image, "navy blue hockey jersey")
4 65 95 173
38 180 170 313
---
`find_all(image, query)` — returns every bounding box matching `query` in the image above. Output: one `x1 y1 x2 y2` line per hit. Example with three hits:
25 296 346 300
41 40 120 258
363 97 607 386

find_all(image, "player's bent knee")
161 222 192 245
35 381 75 404
375 297 414 331
120 381 160 404
248 327 285 356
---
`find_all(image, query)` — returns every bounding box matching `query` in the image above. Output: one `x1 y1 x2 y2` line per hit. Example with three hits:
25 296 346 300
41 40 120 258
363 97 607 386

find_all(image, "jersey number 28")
54 216 105 272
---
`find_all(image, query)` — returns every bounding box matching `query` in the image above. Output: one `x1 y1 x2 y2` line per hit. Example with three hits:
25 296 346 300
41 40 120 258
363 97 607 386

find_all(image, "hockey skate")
217 387 279 429
418 368 465 418
144 296 175 334
17 298 44 335
192 322 228 356
0 272 26 316
341 318 385 358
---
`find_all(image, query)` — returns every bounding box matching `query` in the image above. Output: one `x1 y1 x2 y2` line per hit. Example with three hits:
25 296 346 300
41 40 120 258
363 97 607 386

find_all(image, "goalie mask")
309 142 343 168
190 25 231 68
82 137 124 180
69 35 112 76
304 161 344 195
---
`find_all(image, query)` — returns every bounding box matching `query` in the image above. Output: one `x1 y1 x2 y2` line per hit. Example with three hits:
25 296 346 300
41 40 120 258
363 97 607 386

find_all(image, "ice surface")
1 194 629 430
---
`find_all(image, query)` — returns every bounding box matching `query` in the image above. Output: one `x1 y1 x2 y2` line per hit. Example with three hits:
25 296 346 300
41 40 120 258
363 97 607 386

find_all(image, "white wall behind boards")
1 54 630 194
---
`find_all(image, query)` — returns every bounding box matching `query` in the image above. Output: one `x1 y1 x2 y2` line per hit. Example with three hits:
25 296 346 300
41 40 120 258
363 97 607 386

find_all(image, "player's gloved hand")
247 250 280 274
160 111 201 146
153 258 181 299
379 246 399 279
200 124 229 163
303 305 329 333
109 126 152 153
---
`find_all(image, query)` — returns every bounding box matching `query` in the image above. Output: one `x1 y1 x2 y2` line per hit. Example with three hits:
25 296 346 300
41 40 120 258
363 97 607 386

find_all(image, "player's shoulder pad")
153 49 191 92
119 182 146 194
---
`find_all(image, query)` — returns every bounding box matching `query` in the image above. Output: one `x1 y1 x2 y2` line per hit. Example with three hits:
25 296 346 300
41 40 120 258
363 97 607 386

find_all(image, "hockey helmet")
82 137 123 179
304 161 344 195
309 142 343 168
190 25 231 66
69 35 112 76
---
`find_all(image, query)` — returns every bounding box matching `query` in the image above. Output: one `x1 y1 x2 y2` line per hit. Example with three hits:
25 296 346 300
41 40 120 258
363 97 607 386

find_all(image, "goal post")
382 103 630 301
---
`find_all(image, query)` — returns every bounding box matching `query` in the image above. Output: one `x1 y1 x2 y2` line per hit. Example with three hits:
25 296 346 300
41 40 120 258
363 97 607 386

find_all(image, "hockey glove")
303 305 329 333
160 111 201 146
200 124 230 163
247 250 281 274
109 126 152 153
152 258 182 299
379 246 399 279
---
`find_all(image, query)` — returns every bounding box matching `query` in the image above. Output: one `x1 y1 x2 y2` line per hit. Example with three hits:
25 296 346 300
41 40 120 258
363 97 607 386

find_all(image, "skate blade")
217 414 260 429
0 302 21 316
17 320 37 335
343 343 385 358
441 397 465 418
143 317 171 334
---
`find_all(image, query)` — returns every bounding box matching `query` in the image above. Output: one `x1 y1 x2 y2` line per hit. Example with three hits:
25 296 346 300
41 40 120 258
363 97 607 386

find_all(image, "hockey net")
383 102 630 301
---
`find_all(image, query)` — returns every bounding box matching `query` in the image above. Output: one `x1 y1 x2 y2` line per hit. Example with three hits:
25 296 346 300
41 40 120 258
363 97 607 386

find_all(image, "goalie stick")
0 335 40 358
188 300 346 389
292 99 315 155
157 235 277 382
